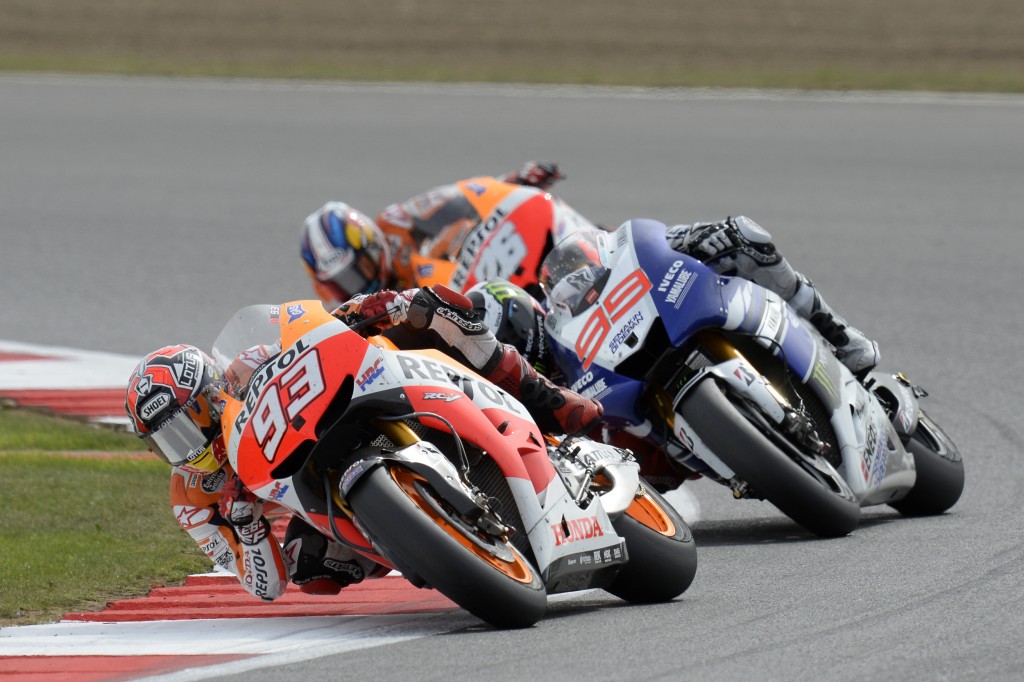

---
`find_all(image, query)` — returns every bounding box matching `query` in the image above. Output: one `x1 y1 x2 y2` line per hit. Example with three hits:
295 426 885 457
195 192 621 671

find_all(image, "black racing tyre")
604 483 698 603
889 410 964 516
347 463 547 629
678 378 861 538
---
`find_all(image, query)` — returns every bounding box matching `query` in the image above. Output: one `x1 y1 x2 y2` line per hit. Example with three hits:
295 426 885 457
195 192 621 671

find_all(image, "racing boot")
283 517 387 595
789 274 881 375
383 284 603 436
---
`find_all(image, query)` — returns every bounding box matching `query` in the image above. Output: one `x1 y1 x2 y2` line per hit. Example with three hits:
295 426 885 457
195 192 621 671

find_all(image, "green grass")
0 408 142 452
0 411 209 625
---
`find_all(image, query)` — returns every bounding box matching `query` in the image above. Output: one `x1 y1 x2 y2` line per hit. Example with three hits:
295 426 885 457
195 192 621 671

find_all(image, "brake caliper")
781 407 831 457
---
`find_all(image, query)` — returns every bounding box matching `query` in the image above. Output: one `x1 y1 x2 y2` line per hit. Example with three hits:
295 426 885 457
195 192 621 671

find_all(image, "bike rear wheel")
347 463 547 628
604 483 698 603
678 378 861 538
889 410 964 516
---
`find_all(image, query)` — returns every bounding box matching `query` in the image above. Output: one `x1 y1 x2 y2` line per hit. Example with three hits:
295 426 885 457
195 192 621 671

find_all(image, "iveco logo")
140 393 171 419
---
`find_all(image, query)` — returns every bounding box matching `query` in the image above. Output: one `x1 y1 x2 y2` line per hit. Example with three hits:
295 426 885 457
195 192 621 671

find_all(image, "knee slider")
284 517 365 592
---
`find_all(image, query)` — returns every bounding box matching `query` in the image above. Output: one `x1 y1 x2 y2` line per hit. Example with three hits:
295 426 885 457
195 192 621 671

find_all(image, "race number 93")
251 350 326 462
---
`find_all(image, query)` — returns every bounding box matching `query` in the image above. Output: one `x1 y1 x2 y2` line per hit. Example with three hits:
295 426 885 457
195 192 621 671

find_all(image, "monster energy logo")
812 360 837 399
483 280 521 303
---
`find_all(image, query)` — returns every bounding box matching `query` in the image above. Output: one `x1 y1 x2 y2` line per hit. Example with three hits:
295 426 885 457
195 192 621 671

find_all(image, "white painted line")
663 486 702 524
137 593 598 682
0 340 140 390
0 613 472 657
3 73 1024 107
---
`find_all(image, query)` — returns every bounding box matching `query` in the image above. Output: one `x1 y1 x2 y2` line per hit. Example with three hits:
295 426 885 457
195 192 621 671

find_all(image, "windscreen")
540 230 610 316
210 304 283 374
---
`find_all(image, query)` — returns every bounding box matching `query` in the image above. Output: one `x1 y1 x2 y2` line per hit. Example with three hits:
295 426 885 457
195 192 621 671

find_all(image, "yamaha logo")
140 393 171 420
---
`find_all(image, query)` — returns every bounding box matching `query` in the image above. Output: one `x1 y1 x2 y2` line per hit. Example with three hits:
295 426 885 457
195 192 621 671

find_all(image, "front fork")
659 332 842 492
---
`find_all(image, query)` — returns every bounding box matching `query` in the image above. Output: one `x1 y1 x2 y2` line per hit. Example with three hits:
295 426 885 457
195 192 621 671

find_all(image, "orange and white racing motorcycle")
211 300 697 628
404 176 599 297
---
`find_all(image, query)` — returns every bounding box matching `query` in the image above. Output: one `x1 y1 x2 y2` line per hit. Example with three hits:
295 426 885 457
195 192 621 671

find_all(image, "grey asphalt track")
2 75 1023 681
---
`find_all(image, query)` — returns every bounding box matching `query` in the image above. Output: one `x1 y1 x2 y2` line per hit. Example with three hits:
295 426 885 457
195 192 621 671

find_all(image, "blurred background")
3 0 1023 92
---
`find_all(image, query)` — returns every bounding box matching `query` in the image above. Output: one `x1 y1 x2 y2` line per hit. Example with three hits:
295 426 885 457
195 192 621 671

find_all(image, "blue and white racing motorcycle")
540 219 964 537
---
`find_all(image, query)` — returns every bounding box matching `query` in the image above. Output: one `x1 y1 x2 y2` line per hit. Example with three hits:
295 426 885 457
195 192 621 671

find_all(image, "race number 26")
473 221 528 282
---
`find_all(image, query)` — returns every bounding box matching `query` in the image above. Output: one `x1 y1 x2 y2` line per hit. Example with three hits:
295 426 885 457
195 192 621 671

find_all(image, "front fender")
669 357 792 482
676 357 788 424
339 441 485 520
864 371 922 439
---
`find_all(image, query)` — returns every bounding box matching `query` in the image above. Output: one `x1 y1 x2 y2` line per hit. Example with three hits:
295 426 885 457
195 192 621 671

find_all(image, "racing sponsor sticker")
268 480 290 501
657 260 697 309
551 515 605 546
200 468 228 493
139 393 170 420
356 357 385 392
607 311 644 354
422 391 461 402
287 304 306 322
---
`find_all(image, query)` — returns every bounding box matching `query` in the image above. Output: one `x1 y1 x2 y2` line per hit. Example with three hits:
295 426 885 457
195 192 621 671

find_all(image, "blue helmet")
301 201 392 307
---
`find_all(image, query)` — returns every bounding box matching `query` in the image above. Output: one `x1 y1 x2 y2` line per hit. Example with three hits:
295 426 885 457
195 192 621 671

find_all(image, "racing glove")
502 161 564 191
669 216 781 266
225 342 280 396
674 220 742 260
221 478 271 546
333 290 416 332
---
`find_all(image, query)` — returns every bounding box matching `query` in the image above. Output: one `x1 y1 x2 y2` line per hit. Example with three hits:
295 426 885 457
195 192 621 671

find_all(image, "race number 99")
575 269 652 369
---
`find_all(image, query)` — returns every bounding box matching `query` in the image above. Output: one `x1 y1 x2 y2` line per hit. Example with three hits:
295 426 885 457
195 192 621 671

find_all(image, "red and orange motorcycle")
211 300 697 628
397 176 600 297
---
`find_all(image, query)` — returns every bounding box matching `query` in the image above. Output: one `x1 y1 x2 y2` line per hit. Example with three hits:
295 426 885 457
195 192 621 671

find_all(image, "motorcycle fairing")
830 373 916 503
224 311 368 489
449 185 553 292
517 471 628 591
377 349 629 582
549 342 648 425
864 371 922 439
373 349 554 496
352 348 630 584
545 219 823 426
628 218 823 384
383 347 630 581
